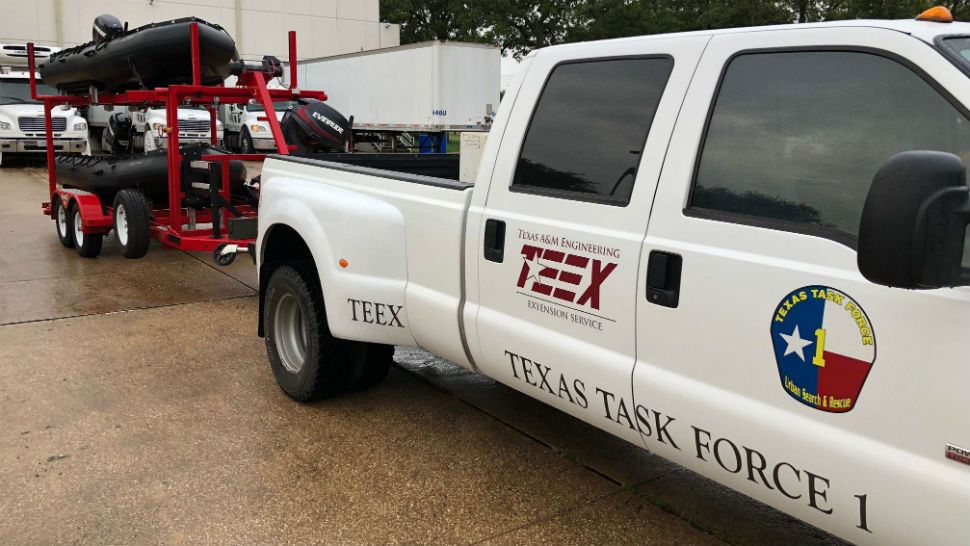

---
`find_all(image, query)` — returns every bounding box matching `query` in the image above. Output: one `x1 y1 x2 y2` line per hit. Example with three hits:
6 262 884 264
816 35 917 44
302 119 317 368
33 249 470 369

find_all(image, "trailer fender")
258 178 416 347
58 190 112 234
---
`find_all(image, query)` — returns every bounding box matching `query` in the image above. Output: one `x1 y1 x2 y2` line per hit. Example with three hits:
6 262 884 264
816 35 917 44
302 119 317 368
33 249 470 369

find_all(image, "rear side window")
511 57 674 206
690 51 970 245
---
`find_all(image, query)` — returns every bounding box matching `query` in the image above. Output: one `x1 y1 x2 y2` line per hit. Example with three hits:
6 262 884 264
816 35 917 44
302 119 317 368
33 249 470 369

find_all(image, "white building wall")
0 0 400 60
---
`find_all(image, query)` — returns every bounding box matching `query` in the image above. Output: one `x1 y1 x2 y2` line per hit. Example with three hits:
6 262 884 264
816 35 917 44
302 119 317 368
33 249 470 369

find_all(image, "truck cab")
140 105 222 153
0 45 88 161
223 100 294 153
256 13 970 546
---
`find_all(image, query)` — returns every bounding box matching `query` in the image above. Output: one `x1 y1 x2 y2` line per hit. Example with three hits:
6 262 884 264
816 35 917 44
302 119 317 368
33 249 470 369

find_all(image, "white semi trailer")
296 41 500 151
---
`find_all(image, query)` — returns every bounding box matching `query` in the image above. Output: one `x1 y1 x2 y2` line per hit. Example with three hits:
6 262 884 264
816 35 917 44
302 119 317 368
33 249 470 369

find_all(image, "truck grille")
2 44 54 60
18 117 66 132
178 120 211 132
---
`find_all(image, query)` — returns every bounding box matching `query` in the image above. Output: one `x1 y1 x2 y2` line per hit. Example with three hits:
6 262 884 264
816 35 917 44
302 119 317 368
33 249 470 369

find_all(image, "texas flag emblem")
770 286 876 413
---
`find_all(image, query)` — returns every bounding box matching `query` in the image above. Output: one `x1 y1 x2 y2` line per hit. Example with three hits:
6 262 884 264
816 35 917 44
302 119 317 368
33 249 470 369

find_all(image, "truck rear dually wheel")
263 265 392 401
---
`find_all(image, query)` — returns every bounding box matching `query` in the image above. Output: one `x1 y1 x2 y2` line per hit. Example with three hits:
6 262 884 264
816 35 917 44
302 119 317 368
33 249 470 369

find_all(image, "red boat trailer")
27 24 325 264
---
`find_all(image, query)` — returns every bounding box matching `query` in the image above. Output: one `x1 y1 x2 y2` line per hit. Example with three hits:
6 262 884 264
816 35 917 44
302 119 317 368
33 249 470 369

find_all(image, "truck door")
633 27 970 545
470 36 709 445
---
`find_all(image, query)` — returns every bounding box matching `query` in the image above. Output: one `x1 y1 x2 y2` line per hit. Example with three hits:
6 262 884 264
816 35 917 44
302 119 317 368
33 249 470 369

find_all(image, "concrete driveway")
0 163 845 545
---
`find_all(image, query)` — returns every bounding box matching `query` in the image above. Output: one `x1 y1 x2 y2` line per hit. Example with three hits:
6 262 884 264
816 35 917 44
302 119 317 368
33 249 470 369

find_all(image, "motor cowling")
92 14 124 45
105 111 134 154
280 99 350 154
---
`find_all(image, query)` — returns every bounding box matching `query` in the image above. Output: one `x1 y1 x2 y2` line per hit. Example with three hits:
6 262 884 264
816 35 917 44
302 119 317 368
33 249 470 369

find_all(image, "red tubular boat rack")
28 25 324 262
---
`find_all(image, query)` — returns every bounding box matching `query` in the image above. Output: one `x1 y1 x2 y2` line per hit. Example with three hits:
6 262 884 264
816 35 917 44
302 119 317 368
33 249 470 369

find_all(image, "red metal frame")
28 27 325 254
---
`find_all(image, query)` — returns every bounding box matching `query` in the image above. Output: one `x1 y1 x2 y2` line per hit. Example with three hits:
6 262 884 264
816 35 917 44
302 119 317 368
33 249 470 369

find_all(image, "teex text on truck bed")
256 10 970 546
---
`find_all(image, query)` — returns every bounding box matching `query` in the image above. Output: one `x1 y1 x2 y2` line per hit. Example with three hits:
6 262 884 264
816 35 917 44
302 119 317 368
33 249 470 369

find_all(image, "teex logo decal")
347 298 404 328
516 244 617 310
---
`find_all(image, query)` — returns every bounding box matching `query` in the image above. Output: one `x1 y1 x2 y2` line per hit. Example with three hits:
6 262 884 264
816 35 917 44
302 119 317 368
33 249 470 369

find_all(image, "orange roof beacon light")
917 6 954 23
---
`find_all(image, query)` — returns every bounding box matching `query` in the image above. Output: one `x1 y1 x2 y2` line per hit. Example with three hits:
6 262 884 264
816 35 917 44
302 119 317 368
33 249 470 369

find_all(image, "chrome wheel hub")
273 292 308 374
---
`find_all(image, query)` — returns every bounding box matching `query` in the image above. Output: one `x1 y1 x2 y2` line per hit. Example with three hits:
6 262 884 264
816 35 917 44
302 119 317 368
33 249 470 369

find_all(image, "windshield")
0 80 57 105
247 101 298 113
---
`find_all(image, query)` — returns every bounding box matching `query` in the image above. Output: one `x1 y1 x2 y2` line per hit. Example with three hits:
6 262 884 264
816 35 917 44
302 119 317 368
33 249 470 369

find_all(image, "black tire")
263 265 393 401
68 202 103 258
112 189 151 259
240 127 254 154
53 198 74 248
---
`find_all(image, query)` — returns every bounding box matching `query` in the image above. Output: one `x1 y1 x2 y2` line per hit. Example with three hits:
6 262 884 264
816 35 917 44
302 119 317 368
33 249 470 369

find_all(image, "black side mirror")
858 151 970 289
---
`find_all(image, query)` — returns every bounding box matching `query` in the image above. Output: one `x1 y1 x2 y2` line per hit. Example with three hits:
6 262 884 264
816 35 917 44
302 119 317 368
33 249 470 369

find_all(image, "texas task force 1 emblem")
771 286 876 413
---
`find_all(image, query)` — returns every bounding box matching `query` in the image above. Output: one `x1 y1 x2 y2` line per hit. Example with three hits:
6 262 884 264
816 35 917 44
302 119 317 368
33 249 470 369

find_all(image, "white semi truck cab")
223 100 293 152
255 14 970 546
0 48 88 159
141 105 222 152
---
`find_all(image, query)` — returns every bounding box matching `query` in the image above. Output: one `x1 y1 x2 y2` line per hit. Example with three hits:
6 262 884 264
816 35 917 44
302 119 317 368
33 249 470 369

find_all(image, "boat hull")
56 147 246 206
41 18 237 93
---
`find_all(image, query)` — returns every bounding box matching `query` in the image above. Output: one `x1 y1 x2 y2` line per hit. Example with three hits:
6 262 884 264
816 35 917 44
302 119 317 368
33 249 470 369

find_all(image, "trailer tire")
240 127 254 154
113 190 151 259
53 198 74 248
69 202 103 258
264 264 392 401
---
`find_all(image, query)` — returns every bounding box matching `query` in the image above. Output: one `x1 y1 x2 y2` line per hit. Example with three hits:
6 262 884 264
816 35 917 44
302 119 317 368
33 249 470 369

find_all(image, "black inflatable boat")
56 146 247 205
42 16 237 93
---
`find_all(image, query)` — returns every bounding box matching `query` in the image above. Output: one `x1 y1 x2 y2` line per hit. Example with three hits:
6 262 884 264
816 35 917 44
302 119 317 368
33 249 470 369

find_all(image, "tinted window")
940 36 970 72
692 51 970 244
512 57 673 205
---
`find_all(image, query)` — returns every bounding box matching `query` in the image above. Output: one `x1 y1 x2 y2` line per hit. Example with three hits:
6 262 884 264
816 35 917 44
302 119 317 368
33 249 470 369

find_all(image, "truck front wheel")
240 127 254 154
263 265 392 401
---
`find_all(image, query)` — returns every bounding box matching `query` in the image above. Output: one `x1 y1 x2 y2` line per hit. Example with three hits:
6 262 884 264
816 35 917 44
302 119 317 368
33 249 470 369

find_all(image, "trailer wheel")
263 265 392 401
240 127 254 154
112 190 151 259
69 203 103 258
53 198 74 249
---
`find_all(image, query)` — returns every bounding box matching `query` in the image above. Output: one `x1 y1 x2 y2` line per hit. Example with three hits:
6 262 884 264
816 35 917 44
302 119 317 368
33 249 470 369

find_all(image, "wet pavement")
0 164 845 545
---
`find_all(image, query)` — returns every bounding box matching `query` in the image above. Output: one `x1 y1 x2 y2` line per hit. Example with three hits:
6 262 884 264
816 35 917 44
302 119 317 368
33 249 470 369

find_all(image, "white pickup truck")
255 14 970 546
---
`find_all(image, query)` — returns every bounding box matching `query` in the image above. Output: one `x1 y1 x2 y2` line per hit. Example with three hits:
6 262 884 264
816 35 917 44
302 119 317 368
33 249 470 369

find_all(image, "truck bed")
260 154 475 369
289 153 463 183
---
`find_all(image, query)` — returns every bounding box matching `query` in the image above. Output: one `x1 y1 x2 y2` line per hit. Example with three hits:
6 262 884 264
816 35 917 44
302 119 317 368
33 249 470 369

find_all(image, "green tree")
480 0 587 59
381 0 970 61
380 0 490 43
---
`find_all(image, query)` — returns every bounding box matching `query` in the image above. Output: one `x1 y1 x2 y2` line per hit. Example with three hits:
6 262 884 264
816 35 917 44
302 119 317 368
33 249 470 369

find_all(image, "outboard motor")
92 14 124 45
104 111 134 155
279 98 351 154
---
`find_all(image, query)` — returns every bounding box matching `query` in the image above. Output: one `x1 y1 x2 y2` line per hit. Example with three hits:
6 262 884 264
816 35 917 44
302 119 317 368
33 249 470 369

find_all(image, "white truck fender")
259 177 417 347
